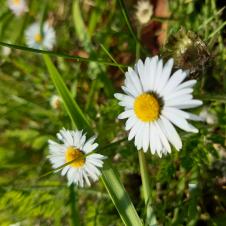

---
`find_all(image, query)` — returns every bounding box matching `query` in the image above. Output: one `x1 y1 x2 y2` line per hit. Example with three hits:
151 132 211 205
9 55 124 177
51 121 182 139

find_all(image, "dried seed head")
163 28 210 79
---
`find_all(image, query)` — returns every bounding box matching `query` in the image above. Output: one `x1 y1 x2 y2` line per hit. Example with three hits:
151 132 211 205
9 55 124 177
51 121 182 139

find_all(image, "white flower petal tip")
25 22 56 50
8 0 28 16
48 129 106 187
114 55 203 157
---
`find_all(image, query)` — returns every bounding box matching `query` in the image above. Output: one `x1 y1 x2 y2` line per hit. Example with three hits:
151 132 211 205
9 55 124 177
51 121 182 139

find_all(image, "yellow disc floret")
65 146 85 168
134 93 160 122
34 33 42 43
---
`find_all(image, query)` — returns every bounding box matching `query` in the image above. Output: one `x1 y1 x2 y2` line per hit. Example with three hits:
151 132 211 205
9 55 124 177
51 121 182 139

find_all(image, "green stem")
138 151 157 226
101 161 143 226
69 184 80 226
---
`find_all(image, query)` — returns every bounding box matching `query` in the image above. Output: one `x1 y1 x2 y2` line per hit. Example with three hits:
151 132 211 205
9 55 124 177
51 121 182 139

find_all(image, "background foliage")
0 0 225 225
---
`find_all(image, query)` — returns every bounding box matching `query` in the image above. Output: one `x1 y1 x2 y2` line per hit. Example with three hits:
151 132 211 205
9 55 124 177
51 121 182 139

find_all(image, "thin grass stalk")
69 185 80 226
138 151 157 226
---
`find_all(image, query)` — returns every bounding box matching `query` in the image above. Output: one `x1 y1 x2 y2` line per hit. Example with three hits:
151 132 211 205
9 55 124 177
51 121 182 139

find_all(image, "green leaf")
72 0 90 46
102 160 143 226
43 54 91 133
0 42 126 68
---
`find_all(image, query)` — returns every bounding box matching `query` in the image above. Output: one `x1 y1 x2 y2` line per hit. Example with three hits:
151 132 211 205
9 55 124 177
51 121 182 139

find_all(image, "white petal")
138 58 149 91
142 123 150 152
153 127 163 157
128 120 142 141
135 122 146 150
165 88 193 101
83 136 96 152
162 108 198 133
188 113 203 121
61 165 70 176
162 107 190 119
137 59 148 91
162 70 187 96
114 93 134 102
125 68 142 94
122 85 138 97
159 116 182 151
165 95 193 107
176 80 197 91
146 56 158 90
125 115 137 131
172 100 203 109
153 59 163 92
118 110 134 119
155 121 171 154
149 123 156 154
157 58 174 93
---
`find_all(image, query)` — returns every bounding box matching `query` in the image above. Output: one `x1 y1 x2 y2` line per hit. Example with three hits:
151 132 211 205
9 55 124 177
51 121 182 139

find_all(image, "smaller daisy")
7 0 28 17
48 128 106 187
25 22 56 50
50 95 61 110
135 0 153 25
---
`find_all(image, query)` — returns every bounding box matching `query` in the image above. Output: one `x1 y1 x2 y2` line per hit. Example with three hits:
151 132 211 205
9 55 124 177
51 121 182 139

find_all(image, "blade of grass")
198 6 225 29
117 0 148 55
43 54 143 226
99 43 125 73
0 42 127 68
43 55 91 133
199 94 226 102
117 0 138 44
72 0 115 97
138 151 157 226
102 160 143 226
72 0 90 46
69 185 80 226
206 21 226 41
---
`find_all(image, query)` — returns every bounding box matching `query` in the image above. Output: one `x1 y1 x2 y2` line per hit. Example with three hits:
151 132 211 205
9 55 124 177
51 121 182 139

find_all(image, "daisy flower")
50 95 61 110
135 0 153 25
8 0 28 16
25 22 56 50
114 56 203 157
48 129 106 187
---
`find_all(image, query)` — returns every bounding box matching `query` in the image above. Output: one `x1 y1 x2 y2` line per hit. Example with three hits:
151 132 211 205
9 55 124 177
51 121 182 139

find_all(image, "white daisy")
25 22 56 50
114 56 203 157
50 95 61 110
8 0 28 16
135 0 153 25
48 129 106 187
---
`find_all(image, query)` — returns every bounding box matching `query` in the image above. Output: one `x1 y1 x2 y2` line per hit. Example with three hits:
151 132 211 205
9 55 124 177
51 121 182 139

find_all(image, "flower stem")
69 184 80 226
138 150 157 226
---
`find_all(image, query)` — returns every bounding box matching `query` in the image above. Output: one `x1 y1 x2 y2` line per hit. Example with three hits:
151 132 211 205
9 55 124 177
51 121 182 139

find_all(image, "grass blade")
0 42 126 68
138 151 156 226
43 54 91 133
102 160 143 226
117 0 138 43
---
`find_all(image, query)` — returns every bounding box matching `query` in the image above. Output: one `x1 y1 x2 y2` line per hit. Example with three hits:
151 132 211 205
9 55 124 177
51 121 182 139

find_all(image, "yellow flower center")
134 93 160 122
13 0 20 5
34 33 42 43
65 146 85 168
